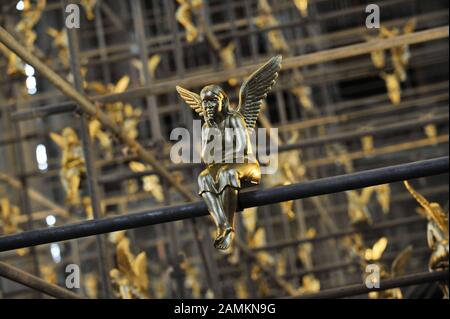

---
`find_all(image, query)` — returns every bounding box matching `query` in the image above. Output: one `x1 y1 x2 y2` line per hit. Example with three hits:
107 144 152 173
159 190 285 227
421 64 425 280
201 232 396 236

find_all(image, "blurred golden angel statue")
404 181 448 298
110 237 150 299
50 127 85 205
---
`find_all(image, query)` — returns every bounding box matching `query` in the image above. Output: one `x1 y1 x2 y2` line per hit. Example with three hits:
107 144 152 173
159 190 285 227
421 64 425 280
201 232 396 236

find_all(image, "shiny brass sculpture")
404 181 449 298
84 273 98 299
15 0 46 49
128 161 165 203
367 242 413 299
346 184 391 226
80 0 97 21
0 0 46 76
176 0 203 43
176 55 282 250
47 27 69 68
255 0 289 53
344 235 412 299
293 0 309 17
346 188 374 226
0 195 21 235
110 236 150 299
366 20 416 105
380 71 401 105
50 128 85 205
0 189 29 256
219 42 239 86
131 54 161 83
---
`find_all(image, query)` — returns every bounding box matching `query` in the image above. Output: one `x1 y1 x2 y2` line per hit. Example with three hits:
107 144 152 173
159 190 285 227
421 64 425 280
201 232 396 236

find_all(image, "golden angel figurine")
176 0 203 43
110 236 150 299
131 54 161 84
40 264 57 285
404 181 449 298
176 55 282 250
80 0 97 20
255 0 290 53
380 71 401 105
365 240 413 299
0 43 25 76
219 42 239 86
123 104 142 142
346 188 374 226
128 161 164 203
15 0 47 49
89 119 113 159
47 27 69 68
0 194 23 238
84 273 98 299
293 0 308 18
50 128 85 205
390 19 416 82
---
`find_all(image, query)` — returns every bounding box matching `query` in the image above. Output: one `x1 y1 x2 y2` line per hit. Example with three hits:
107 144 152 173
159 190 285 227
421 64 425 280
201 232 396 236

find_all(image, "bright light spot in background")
26 76 36 88
50 243 61 263
16 1 24 11
36 144 48 171
25 66 37 95
24 64 35 77
46 215 56 226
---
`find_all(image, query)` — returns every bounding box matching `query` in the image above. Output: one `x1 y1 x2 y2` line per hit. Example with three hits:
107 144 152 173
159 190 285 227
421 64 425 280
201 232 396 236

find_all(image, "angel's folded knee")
217 168 240 193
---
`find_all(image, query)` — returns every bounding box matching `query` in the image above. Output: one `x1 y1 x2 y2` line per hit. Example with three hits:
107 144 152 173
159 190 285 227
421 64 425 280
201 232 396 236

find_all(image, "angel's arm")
225 115 247 160
50 132 65 148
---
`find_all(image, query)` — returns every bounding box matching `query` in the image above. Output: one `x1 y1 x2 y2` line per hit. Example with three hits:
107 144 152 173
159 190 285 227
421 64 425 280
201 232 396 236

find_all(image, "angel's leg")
69 172 81 205
200 192 231 249
219 186 238 250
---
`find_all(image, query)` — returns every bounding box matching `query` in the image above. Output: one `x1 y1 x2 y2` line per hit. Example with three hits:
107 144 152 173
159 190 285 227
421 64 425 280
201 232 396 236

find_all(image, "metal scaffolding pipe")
0 262 84 299
290 270 449 299
0 157 447 252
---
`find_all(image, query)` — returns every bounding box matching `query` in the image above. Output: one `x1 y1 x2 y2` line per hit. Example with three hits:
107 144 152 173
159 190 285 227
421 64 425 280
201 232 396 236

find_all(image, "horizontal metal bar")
11 101 76 121
0 261 83 299
0 157 447 252
290 270 449 299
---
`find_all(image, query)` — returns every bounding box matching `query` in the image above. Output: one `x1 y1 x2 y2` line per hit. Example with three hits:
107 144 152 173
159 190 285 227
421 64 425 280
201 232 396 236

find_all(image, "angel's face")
200 85 226 121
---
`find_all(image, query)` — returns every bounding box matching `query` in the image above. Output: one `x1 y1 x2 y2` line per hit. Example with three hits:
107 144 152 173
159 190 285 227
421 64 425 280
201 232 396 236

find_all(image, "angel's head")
62 127 79 145
200 85 229 122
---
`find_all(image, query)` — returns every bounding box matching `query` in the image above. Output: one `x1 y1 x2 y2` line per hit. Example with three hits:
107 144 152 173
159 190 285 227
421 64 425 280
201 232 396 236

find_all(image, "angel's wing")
132 252 149 289
391 245 412 277
371 237 388 260
49 132 65 148
116 238 133 277
114 76 130 94
361 186 375 204
129 161 147 173
175 86 204 117
403 181 430 212
403 19 417 34
365 237 388 261
46 27 59 38
237 55 282 129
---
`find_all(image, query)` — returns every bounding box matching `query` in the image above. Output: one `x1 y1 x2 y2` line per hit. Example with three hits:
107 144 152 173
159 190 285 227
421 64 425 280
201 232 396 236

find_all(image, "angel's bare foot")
214 226 233 250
